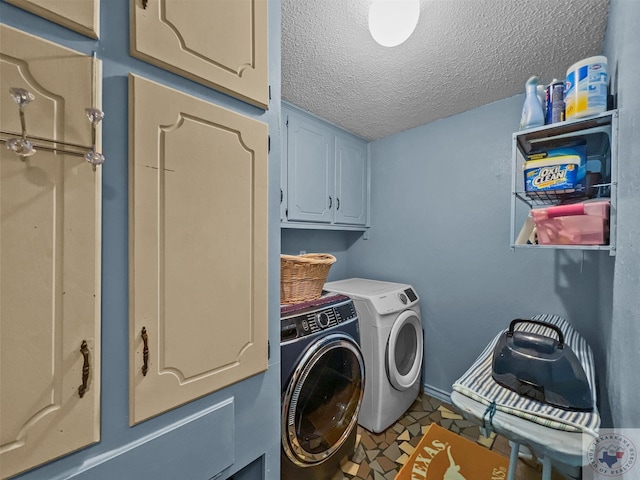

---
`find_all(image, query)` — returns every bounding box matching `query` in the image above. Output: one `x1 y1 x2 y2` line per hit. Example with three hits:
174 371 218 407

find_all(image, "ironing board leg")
541 456 552 480
507 441 519 480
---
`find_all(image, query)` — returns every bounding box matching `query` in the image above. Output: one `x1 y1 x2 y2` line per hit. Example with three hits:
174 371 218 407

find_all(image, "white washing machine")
324 278 423 433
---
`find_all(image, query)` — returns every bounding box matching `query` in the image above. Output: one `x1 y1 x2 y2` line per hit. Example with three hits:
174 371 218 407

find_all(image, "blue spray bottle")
519 76 545 130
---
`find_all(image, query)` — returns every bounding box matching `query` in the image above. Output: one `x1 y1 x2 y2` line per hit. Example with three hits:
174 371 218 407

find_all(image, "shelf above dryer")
510 110 618 255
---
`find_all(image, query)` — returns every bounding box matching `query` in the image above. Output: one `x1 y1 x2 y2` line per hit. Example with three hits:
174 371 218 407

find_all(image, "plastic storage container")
531 199 610 245
524 143 586 196
565 56 608 120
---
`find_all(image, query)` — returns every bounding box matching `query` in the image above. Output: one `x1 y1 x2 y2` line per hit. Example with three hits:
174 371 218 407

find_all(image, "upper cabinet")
510 111 618 255
334 132 369 226
282 104 369 230
128 74 269 425
285 108 334 224
5 0 100 38
130 0 269 109
0 25 102 479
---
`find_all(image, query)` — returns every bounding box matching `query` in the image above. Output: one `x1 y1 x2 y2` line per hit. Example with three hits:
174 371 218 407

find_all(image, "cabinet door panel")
131 0 268 109
335 135 368 226
129 74 268 425
0 25 101 479
286 113 334 223
6 0 100 38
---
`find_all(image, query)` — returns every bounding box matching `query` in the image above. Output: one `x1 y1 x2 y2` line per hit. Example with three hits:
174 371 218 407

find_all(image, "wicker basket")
280 253 336 305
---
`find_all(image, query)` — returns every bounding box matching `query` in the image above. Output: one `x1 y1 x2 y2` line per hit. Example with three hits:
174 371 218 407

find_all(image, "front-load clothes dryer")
280 294 365 480
324 278 423 433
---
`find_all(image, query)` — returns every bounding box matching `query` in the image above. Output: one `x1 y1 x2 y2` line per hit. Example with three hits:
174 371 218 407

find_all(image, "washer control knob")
399 293 408 304
316 311 330 329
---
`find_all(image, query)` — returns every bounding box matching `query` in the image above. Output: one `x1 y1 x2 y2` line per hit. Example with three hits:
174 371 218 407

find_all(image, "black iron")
492 319 593 411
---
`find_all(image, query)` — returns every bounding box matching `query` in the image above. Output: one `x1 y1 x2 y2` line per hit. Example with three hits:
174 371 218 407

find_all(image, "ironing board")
451 314 600 480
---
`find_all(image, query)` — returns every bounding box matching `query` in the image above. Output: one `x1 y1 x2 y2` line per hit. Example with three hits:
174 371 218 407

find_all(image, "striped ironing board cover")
452 314 600 437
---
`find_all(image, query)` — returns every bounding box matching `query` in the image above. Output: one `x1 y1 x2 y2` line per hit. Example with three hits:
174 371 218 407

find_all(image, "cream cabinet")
130 0 268 109
0 25 102 479
128 74 269 425
5 0 100 38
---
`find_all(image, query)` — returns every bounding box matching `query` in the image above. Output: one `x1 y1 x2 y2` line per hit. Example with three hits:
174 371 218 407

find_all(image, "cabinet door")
334 134 368 226
286 111 334 224
6 0 100 38
129 74 268 425
281 116 288 222
131 0 268 109
0 25 101 479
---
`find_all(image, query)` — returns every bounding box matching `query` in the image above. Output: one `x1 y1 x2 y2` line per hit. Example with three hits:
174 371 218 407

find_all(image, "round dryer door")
282 333 365 466
386 310 423 391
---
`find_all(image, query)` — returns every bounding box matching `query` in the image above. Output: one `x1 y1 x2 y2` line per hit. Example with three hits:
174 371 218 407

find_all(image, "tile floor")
331 393 566 480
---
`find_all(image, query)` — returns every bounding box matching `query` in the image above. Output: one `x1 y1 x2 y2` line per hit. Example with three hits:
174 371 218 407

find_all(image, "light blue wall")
279 0 640 434
328 1 640 429
1 0 282 478
602 0 640 429
345 96 615 422
281 229 355 282
282 95 618 425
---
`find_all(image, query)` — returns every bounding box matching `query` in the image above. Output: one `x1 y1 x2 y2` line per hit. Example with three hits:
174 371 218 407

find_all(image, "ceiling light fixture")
368 0 420 47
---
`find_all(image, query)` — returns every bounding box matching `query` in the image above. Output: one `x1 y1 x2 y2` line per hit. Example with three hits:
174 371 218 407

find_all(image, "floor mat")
395 422 509 480
332 395 498 479
330 394 563 479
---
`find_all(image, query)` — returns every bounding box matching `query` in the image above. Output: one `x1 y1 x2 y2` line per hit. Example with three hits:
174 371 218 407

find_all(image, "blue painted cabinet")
285 107 334 224
282 104 369 230
334 132 368 226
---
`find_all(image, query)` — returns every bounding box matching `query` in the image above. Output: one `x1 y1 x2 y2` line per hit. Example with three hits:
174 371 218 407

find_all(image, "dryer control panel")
324 279 420 316
280 295 358 343
368 287 419 315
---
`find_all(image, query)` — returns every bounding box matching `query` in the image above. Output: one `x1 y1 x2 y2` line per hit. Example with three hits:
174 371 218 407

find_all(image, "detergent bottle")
519 76 545 130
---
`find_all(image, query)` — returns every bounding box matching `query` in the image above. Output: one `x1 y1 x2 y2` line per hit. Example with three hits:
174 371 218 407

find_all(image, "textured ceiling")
281 0 610 141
